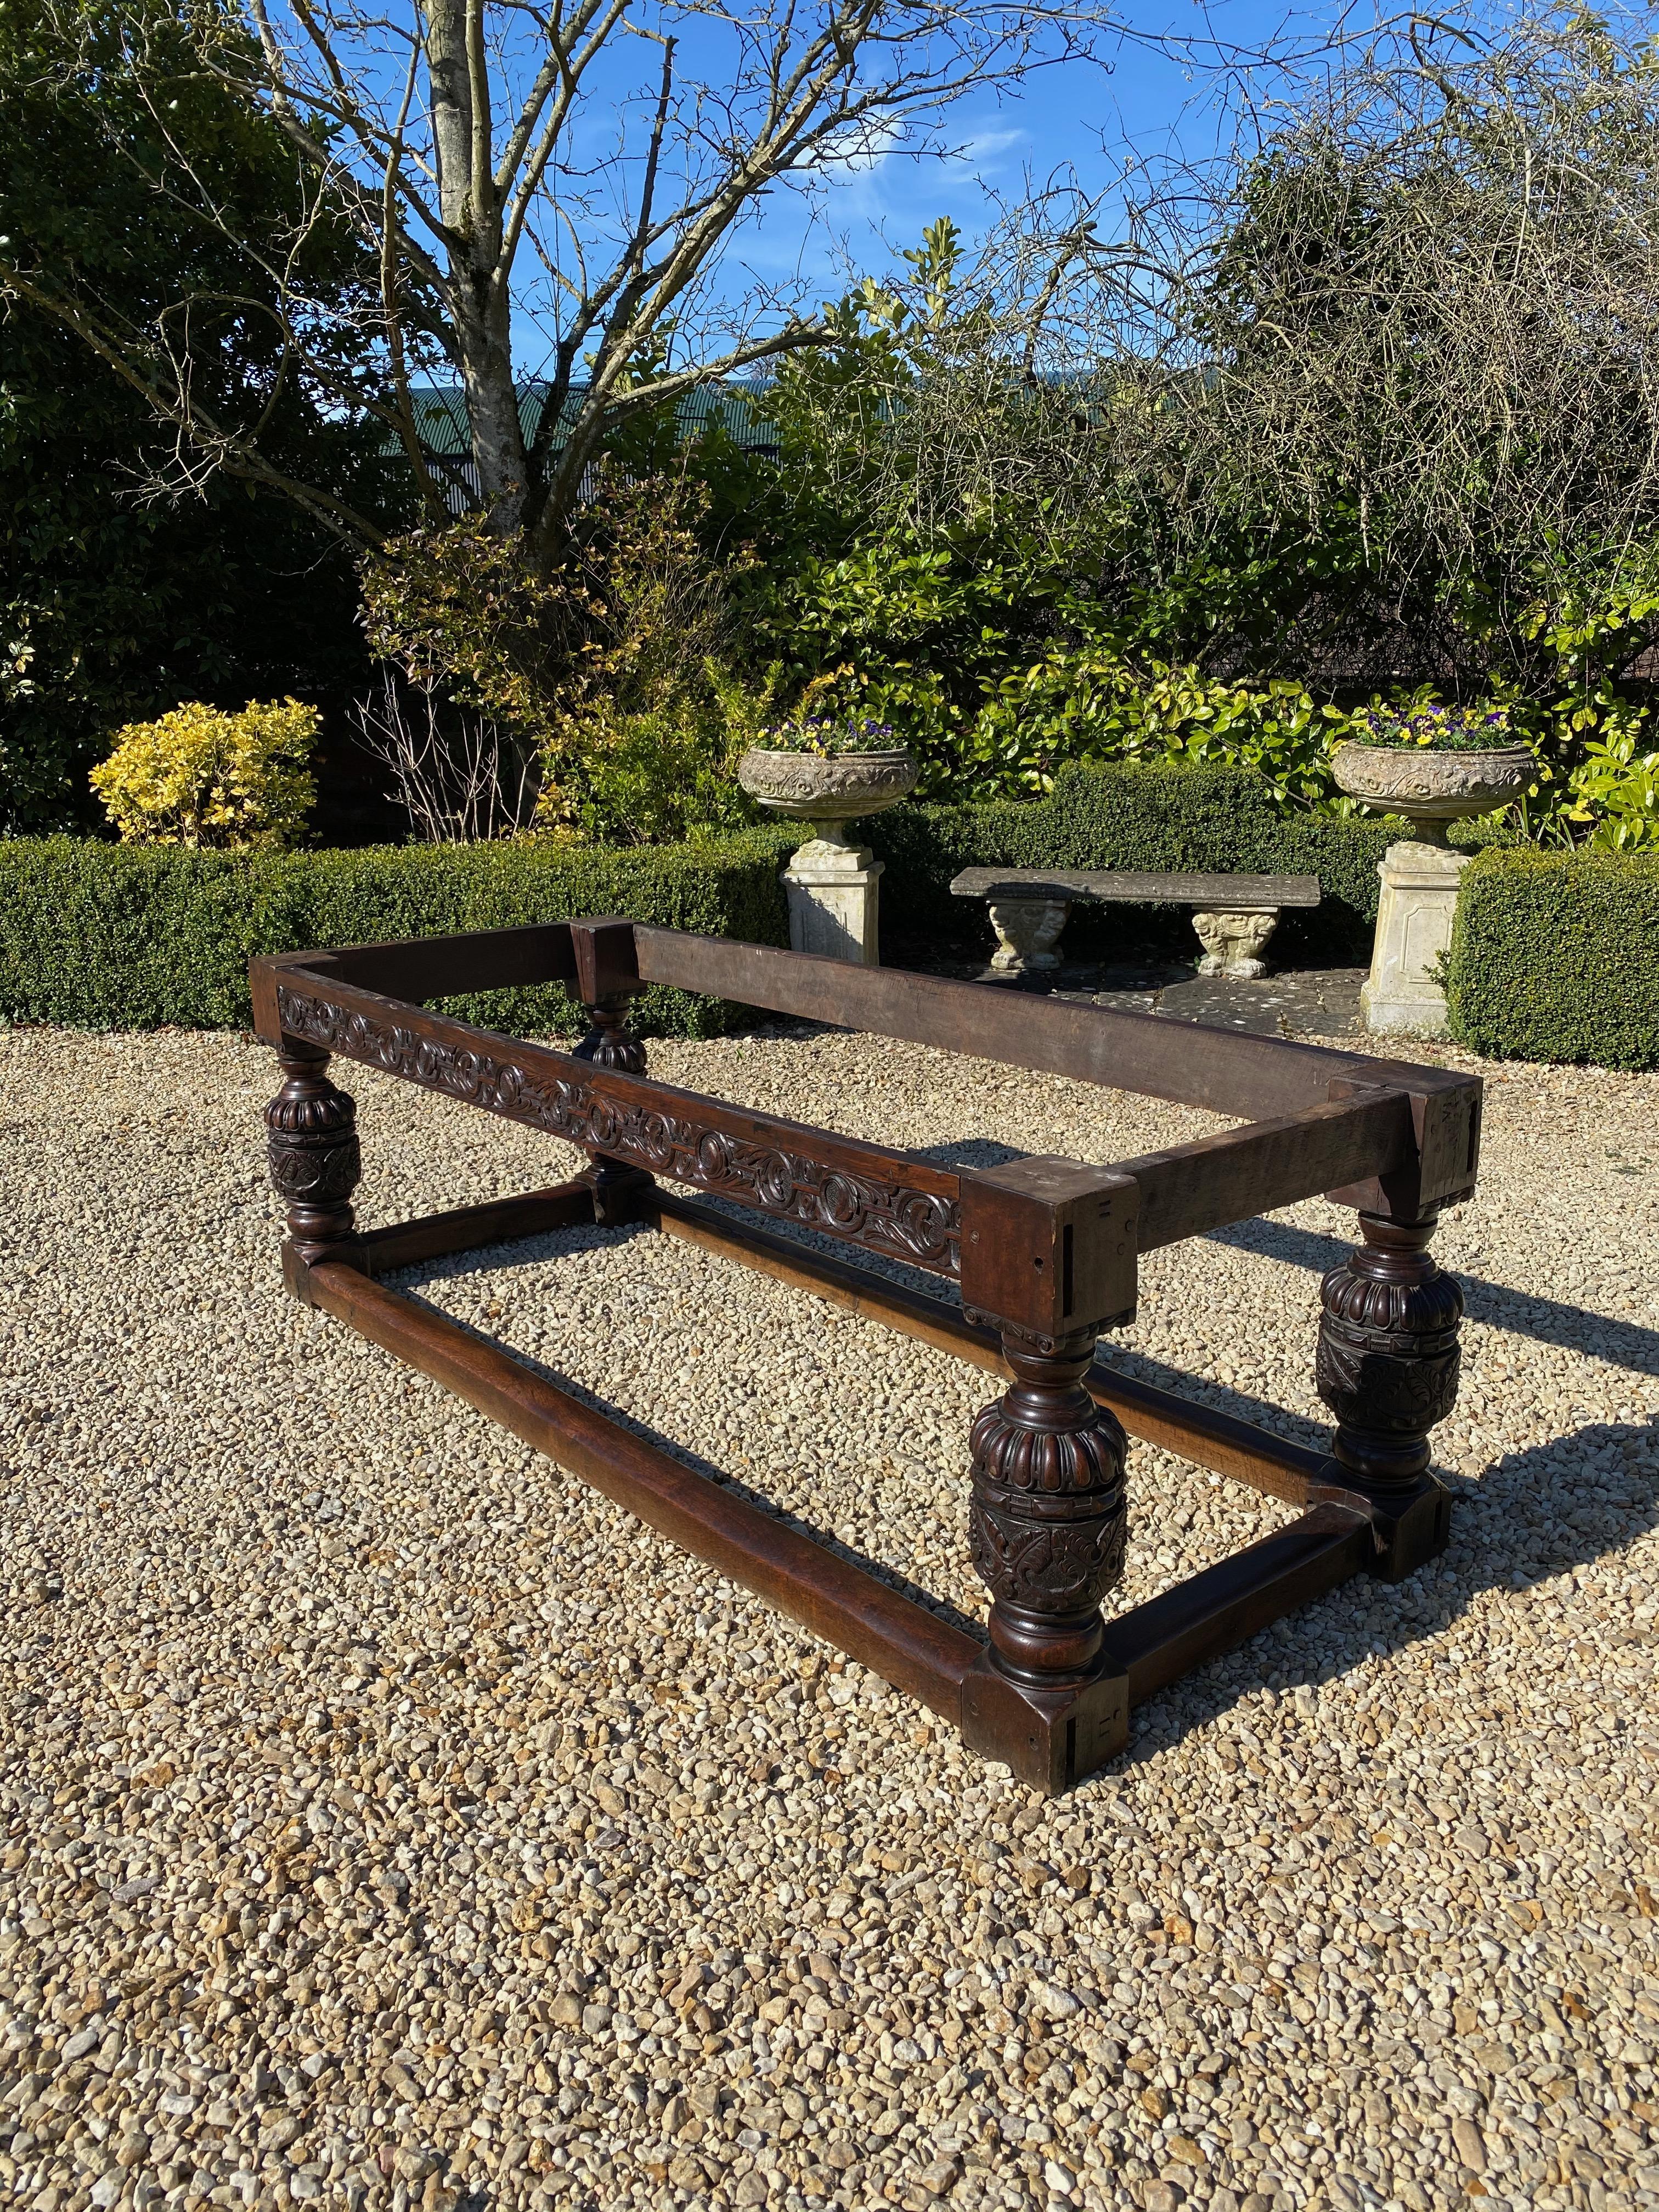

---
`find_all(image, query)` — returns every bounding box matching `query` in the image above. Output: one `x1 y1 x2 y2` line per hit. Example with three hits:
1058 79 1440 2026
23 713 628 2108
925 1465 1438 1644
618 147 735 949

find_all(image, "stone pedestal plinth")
782 837 884 964
1360 840 1469 1037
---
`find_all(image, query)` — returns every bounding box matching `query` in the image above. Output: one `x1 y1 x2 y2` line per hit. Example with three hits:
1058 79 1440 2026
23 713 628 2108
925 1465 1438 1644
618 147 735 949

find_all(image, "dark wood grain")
1116 1090 1417 1250
299 1256 982 1716
628 927 1482 1204
355 1178 599 1276
959 1158 1138 1335
255 924 579 1009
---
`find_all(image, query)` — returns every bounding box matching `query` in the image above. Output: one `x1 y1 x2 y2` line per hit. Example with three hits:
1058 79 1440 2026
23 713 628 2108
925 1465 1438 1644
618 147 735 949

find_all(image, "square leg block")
1311 1473 1451 1584
960 1655 1129 1794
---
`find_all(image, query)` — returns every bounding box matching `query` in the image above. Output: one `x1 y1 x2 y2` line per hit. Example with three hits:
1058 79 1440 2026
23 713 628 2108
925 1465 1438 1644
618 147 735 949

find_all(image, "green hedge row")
3 763 1420 1035
1447 847 1659 1071
0 832 792 1034
867 760 1506 962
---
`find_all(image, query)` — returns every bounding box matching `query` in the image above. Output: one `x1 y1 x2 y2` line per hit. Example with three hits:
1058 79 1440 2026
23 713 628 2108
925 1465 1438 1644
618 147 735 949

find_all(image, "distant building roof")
402 378 774 454
394 379 778 511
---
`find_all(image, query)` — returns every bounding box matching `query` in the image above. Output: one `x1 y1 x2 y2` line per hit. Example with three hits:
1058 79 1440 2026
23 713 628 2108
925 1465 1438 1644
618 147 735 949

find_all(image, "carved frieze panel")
275 985 960 1274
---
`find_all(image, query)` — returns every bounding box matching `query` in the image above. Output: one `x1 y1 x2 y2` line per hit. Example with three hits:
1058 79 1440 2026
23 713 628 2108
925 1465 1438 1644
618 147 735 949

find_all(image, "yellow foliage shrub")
90 699 319 848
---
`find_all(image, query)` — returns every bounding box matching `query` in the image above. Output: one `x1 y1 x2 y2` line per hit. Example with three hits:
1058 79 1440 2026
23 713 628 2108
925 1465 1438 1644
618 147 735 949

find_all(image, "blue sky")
483 0 1378 375
695 0 1354 315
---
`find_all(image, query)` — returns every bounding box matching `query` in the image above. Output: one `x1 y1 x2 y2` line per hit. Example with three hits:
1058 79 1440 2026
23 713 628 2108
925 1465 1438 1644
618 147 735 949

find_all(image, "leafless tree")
352 669 541 839
10 0 1167 569
819 9 1659 608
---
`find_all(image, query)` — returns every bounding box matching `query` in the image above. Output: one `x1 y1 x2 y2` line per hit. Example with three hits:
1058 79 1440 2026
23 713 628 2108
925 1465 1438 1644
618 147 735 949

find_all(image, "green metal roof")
401 380 776 458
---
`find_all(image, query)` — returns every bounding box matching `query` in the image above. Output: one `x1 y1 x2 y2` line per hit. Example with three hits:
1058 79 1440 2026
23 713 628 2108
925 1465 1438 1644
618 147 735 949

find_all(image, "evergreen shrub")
1446 847 1659 1070
870 760 1454 961
0 831 792 1035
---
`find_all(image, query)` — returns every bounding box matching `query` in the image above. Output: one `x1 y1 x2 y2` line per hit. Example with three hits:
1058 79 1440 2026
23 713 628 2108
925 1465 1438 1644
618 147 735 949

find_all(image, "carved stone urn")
736 746 917 847
1331 741 1532 847
737 747 918 966
1334 740 1533 1039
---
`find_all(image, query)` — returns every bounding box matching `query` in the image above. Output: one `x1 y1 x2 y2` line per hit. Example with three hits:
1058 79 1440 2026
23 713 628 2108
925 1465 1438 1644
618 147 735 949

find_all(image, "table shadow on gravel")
1115 1417 1659 1760
1213 1217 1659 1376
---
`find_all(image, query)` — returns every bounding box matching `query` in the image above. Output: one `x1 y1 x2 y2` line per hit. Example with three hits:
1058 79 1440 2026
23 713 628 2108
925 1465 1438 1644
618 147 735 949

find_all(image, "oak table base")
252 918 1478 1796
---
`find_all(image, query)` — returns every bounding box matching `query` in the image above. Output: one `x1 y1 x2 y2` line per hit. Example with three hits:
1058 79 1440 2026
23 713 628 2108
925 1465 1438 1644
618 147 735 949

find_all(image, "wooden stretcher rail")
1098 1502 1370 1705
644 1190 1329 1506
354 1178 599 1274
630 926 1477 1128
297 1254 983 1718
291 1243 1372 1772
352 1175 1330 1509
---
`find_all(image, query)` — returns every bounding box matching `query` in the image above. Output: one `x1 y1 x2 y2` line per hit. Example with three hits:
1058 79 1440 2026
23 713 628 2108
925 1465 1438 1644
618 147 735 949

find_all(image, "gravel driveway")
2 1023 1656 2212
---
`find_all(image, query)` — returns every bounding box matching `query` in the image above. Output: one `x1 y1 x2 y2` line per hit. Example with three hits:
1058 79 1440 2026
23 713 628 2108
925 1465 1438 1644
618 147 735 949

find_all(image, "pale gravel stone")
1 1022 1657 2212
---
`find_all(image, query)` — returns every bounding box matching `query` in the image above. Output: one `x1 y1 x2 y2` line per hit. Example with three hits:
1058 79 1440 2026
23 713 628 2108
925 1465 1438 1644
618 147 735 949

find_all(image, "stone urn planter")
1331 740 1532 845
1333 737 1533 1040
736 746 917 844
737 744 917 966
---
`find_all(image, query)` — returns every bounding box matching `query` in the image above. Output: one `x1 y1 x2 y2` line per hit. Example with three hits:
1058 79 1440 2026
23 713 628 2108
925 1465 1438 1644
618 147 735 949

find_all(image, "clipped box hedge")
0 831 792 1035
1 761 1547 1040
868 759 1454 962
1446 847 1659 1071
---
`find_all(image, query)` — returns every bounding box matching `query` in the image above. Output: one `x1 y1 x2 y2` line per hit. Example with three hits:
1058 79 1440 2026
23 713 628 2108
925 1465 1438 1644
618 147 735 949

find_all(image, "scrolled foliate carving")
1331 743 1532 810
969 1331 1128 1683
267 1130 362 1204
274 985 960 1274
970 1481 1129 1618
1316 1212 1463 1487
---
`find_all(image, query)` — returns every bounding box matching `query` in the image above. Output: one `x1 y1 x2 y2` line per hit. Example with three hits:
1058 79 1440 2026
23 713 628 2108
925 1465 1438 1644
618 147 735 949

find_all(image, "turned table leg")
970 1327 1129 1685
956 1159 1140 1791
572 984 654 1226
264 1045 362 1266
1315 1210 1463 1580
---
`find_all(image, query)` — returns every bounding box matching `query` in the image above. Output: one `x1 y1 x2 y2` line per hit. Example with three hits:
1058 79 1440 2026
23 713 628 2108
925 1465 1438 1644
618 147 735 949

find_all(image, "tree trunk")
424 0 528 532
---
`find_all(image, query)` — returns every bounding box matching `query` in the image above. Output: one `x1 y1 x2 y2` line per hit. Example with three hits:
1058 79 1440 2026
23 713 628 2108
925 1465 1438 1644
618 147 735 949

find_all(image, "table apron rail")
266 973 964 1279
629 924 1480 1143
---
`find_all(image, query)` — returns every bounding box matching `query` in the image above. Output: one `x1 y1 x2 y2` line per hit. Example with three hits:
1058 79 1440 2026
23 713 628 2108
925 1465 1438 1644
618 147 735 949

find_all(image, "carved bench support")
264 1046 361 1265
1314 1211 1462 1581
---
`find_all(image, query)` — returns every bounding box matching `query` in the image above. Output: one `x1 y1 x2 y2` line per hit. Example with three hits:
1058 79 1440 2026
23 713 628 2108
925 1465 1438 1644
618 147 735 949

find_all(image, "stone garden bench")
949 867 1322 979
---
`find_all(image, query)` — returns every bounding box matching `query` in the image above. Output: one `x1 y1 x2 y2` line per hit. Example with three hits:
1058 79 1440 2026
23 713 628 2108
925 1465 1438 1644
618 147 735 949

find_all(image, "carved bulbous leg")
574 995 647 1074
969 1330 1130 1686
1317 1213 1463 1488
573 996 652 1224
265 1047 360 1262
1316 1211 1462 1578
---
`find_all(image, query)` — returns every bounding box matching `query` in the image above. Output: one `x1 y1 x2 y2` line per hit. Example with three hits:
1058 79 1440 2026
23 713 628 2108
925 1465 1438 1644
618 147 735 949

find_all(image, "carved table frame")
251 918 1480 1796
